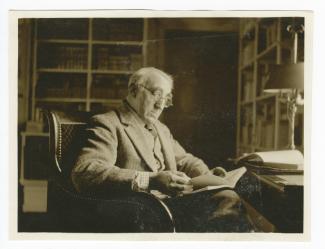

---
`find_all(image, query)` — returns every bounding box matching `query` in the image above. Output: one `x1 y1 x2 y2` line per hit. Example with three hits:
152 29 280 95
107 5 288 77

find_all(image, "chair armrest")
135 191 176 232
48 181 175 232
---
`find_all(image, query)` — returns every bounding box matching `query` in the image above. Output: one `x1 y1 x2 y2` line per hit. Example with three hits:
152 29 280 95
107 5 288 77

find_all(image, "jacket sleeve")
166 127 211 178
71 115 137 193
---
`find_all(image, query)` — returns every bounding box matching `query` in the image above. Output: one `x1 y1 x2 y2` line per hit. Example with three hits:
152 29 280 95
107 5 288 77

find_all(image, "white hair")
128 67 174 90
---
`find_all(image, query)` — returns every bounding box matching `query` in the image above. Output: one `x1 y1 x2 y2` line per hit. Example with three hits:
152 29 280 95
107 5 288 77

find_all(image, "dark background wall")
162 30 238 166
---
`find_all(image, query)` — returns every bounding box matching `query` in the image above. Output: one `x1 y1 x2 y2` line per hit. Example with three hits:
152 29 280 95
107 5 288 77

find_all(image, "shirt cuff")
131 171 150 192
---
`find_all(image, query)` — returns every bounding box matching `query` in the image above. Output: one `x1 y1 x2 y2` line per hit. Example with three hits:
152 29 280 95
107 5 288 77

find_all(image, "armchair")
45 110 175 232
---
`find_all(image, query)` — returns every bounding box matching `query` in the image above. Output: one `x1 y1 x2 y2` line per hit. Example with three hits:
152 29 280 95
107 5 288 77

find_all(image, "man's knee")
209 189 243 219
211 189 241 204
206 190 253 232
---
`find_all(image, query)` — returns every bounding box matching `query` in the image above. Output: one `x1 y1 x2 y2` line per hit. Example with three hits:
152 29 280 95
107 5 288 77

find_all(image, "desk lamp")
264 23 304 150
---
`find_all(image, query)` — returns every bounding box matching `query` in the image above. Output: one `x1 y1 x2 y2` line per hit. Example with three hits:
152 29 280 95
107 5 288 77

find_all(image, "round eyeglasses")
139 85 173 108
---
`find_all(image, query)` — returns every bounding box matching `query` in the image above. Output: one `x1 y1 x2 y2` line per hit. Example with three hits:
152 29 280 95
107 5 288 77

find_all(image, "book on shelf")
108 55 130 70
56 46 87 69
117 86 128 98
130 54 143 71
186 167 247 194
243 81 253 102
235 150 304 174
266 23 277 47
241 124 253 145
91 87 116 99
241 106 253 125
242 42 255 66
95 47 109 69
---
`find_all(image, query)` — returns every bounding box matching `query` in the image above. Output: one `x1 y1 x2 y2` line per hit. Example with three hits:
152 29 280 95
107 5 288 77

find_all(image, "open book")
236 150 304 172
187 167 247 194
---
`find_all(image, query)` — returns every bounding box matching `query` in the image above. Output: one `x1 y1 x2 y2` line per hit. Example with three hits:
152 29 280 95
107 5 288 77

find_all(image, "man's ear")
128 83 138 97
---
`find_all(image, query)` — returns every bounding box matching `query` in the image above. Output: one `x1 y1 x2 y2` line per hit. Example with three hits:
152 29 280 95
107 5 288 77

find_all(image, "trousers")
165 189 254 232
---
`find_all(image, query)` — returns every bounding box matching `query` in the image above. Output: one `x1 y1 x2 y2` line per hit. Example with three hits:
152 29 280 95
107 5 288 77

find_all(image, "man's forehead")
146 74 172 92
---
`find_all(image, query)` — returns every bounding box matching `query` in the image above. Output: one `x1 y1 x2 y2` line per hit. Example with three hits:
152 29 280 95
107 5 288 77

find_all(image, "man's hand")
149 171 193 195
210 166 227 177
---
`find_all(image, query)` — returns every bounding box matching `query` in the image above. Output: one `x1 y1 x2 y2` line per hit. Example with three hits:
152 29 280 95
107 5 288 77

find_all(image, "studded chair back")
46 110 93 185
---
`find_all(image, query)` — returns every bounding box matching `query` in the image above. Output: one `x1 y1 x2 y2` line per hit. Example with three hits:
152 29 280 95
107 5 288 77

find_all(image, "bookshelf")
237 17 304 156
31 18 147 119
21 18 148 212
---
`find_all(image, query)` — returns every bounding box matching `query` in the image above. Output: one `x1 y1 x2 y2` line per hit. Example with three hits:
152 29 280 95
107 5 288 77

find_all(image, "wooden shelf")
37 68 88 73
37 68 135 75
240 100 254 106
36 98 87 102
92 69 134 75
38 39 89 44
90 98 123 104
240 60 255 70
92 40 143 46
255 93 277 102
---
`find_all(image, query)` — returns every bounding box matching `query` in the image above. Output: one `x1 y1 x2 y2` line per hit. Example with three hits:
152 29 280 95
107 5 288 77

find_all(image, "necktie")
145 124 165 171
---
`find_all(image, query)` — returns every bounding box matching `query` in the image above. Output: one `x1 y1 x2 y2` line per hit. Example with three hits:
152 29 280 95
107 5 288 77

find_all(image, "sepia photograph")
12 11 311 240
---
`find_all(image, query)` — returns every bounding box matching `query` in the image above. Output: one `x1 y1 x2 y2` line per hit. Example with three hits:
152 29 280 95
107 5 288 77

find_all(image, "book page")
253 150 304 165
190 167 247 191
224 167 247 185
190 174 228 190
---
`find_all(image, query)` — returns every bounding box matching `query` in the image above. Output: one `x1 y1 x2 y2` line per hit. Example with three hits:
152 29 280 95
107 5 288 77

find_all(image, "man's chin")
145 118 157 124
144 115 159 124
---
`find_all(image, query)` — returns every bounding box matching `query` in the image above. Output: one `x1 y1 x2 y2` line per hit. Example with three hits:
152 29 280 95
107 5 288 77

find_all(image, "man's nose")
154 99 165 109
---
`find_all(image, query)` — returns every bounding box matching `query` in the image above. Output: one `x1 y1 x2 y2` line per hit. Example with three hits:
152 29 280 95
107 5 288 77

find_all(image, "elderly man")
72 67 253 232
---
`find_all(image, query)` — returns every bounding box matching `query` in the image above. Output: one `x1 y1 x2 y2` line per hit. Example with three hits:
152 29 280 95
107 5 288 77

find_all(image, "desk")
237 171 304 233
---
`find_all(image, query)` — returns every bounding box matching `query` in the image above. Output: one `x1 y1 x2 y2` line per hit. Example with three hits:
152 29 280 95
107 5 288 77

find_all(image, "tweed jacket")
71 102 210 193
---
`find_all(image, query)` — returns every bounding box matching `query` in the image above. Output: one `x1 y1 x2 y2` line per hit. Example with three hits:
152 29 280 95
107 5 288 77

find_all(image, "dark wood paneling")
163 30 238 166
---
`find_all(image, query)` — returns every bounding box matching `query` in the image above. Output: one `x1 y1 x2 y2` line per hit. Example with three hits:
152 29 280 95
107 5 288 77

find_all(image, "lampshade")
264 63 304 93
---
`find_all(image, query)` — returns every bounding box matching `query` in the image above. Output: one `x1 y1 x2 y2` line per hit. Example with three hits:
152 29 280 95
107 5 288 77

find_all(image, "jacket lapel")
154 122 177 171
116 103 158 172
124 125 159 172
